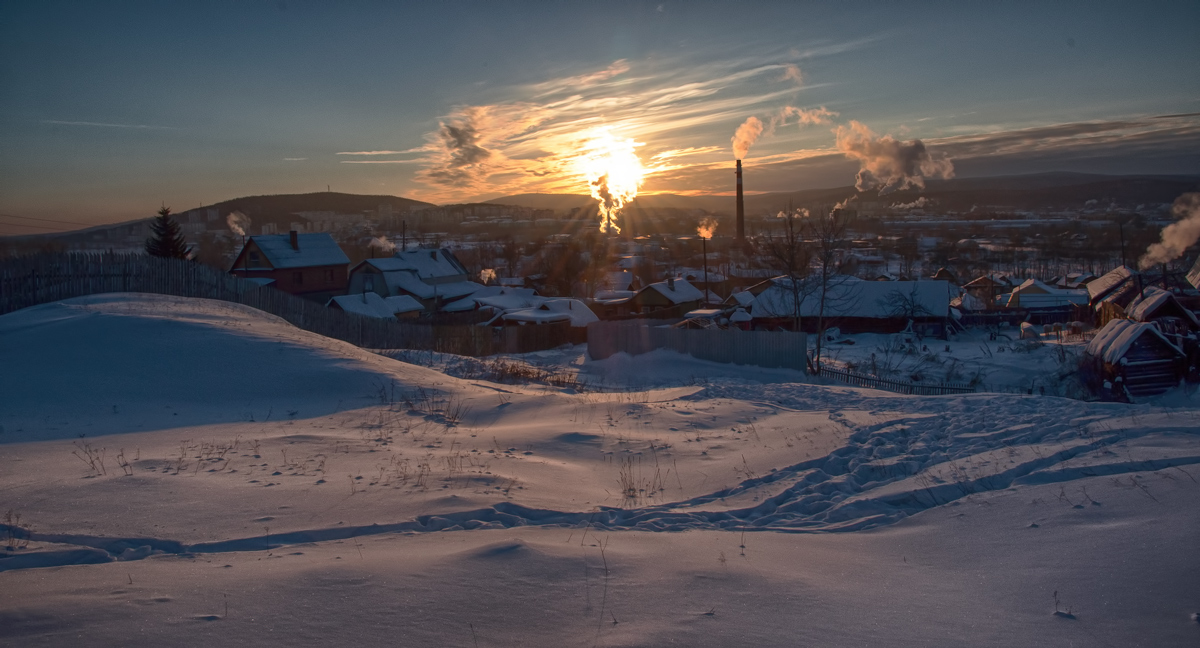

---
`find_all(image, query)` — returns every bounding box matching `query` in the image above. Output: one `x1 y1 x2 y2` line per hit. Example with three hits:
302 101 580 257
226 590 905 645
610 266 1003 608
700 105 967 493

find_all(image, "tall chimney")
289 230 299 251
735 159 745 242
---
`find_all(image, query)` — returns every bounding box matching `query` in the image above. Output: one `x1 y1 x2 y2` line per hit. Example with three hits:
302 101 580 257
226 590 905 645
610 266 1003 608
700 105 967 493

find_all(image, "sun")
576 128 645 233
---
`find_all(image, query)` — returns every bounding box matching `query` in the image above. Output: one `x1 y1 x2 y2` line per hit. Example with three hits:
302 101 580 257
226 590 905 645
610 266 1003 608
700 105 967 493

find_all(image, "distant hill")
205 192 434 221
489 173 1200 216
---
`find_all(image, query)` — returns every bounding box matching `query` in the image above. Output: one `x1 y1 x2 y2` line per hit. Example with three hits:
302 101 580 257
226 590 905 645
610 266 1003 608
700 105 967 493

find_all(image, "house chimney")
668 276 675 290
735 159 745 242
289 230 299 251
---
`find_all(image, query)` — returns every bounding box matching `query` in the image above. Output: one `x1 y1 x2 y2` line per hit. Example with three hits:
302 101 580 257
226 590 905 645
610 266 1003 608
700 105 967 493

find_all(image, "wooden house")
229 231 349 301
595 277 704 319
1084 319 1186 399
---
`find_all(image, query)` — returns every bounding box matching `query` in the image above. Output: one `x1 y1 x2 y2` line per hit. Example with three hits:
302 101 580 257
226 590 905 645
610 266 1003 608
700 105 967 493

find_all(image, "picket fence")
0 253 582 356
816 365 976 395
587 321 809 372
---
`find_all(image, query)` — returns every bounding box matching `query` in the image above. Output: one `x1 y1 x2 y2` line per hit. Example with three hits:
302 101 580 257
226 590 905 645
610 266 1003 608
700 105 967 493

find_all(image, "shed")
1083 319 1185 399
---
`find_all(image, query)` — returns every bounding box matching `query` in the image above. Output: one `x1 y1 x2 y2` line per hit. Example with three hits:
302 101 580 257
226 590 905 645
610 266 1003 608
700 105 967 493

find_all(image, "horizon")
2 1 1199 234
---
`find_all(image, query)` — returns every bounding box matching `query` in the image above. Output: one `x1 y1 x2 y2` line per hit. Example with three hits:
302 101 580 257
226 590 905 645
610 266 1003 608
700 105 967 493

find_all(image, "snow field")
2 293 1198 646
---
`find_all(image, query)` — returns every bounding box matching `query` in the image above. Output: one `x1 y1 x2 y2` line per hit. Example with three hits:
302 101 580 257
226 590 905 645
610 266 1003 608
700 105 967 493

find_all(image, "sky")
1 0 1199 234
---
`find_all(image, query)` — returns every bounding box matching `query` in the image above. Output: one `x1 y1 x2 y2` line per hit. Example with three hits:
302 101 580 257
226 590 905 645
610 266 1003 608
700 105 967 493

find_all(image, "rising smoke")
369 236 397 255
731 116 764 160
768 106 837 133
226 211 251 237
1138 193 1200 269
890 197 930 210
835 121 954 194
696 216 718 239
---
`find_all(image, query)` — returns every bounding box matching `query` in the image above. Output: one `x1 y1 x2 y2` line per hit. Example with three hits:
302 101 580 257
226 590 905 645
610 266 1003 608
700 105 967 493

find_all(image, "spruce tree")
144 206 190 258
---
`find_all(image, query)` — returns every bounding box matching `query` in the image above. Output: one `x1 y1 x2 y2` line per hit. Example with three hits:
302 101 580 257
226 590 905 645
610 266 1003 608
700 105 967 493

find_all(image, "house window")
248 251 260 267
324 269 335 282
293 271 304 285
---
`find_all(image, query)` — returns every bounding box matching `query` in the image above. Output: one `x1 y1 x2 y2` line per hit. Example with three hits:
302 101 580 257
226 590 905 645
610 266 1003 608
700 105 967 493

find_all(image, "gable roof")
251 233 349 269
384 294 424 314
1125 286 1200 326
327 292 396 319
644 278 704 305
357 248 467 281
1085 319 1182 364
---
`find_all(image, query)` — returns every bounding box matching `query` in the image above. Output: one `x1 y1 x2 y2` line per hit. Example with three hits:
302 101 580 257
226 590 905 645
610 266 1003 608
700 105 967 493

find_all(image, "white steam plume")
697 216 718 239
480 268 497 284
833 196 858 211
1139 193 1200 269
226 211 251 237
732 116 764 160
768 106 837 133
890 197 930 210
835 120 954 194
369 236 397 255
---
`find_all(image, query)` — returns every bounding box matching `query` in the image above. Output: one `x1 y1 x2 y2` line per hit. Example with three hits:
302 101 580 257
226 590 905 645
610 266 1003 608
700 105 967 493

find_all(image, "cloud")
415 106 496 188
41 119 174 130
781 64 803 84
336 150 414 155
835 120 954 193
283 157 307 161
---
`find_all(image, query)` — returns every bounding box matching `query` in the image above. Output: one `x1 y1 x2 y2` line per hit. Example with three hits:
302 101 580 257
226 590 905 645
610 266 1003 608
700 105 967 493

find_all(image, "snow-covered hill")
2 294 1198 646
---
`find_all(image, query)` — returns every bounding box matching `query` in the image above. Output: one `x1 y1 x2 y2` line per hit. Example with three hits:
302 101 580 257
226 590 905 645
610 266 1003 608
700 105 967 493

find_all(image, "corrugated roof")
1088 266 1136 301
360 248 467 281
252 233 349 269
645 278 704 305
327 292 395 319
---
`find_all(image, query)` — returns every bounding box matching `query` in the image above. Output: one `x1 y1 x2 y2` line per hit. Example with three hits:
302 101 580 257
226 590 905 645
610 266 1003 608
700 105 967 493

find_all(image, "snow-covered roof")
1126 286 1200 326
593 290 635 303
384 294 424 314
539 299 599 327
358 248 468 281
751 278 952 319
251 233 349 269
1085 319 1181 364
645 278 704 305
601 271 635 292
727 290 756 307
1088 266 1136 301
1012 278 1056 294
951 292 987 311
387 274 482 301
500 308 572 325
999 282 1088 308
327 292 396 319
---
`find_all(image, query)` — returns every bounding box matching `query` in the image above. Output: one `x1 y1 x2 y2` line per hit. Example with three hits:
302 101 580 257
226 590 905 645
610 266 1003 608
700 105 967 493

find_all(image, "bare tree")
807 207 852 372
758 207 814 332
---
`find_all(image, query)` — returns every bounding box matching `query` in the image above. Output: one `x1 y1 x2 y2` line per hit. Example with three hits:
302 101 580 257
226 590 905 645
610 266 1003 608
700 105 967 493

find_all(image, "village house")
228 230 349 301
346 248 482 312
962 274 1014 309
747 277 953 336
593 277 705 319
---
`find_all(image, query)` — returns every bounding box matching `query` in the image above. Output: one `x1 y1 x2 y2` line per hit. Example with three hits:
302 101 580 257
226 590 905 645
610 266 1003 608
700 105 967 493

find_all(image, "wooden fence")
0 253 581 356
816 365 976 395
587 321 809 372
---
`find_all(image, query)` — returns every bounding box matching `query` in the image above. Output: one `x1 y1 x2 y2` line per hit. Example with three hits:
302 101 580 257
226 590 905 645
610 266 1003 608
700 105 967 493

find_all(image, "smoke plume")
226 211 250 237
369 236 397 255
480 268 497 284
1138 192 1200 269
418 107 493 188
732 116 764 160
833 196 858 211
768 106 837 133
835 121 954 194
696 216 718 239
890 197 930 210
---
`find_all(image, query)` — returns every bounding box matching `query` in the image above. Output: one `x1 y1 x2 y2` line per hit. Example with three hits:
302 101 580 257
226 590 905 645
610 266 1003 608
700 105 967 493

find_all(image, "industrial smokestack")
736 159 745 242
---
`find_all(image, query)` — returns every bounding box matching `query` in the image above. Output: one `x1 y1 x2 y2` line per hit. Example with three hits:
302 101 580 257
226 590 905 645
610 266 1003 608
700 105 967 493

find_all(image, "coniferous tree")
144 206 190 258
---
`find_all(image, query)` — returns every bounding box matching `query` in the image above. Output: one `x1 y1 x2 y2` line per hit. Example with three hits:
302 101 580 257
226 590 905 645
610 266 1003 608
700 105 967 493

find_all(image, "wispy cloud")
41 119 175 130
336 150 422 155
283 157 307 161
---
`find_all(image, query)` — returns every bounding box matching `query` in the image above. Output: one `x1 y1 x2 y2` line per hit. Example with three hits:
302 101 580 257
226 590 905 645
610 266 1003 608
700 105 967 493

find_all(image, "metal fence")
0 252 581 356
587 321 809 372
816 365 976 395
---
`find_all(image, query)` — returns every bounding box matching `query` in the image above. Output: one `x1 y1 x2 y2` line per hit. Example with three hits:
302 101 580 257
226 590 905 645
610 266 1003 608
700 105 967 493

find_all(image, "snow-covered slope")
2 294 1198 646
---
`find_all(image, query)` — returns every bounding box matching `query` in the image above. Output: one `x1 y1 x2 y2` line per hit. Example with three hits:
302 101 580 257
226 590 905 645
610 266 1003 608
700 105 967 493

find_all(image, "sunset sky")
1 1 1198 234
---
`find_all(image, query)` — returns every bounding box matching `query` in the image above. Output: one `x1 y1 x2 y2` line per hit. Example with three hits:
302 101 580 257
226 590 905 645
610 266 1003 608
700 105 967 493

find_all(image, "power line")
0 213 95 227
0 220 69 232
